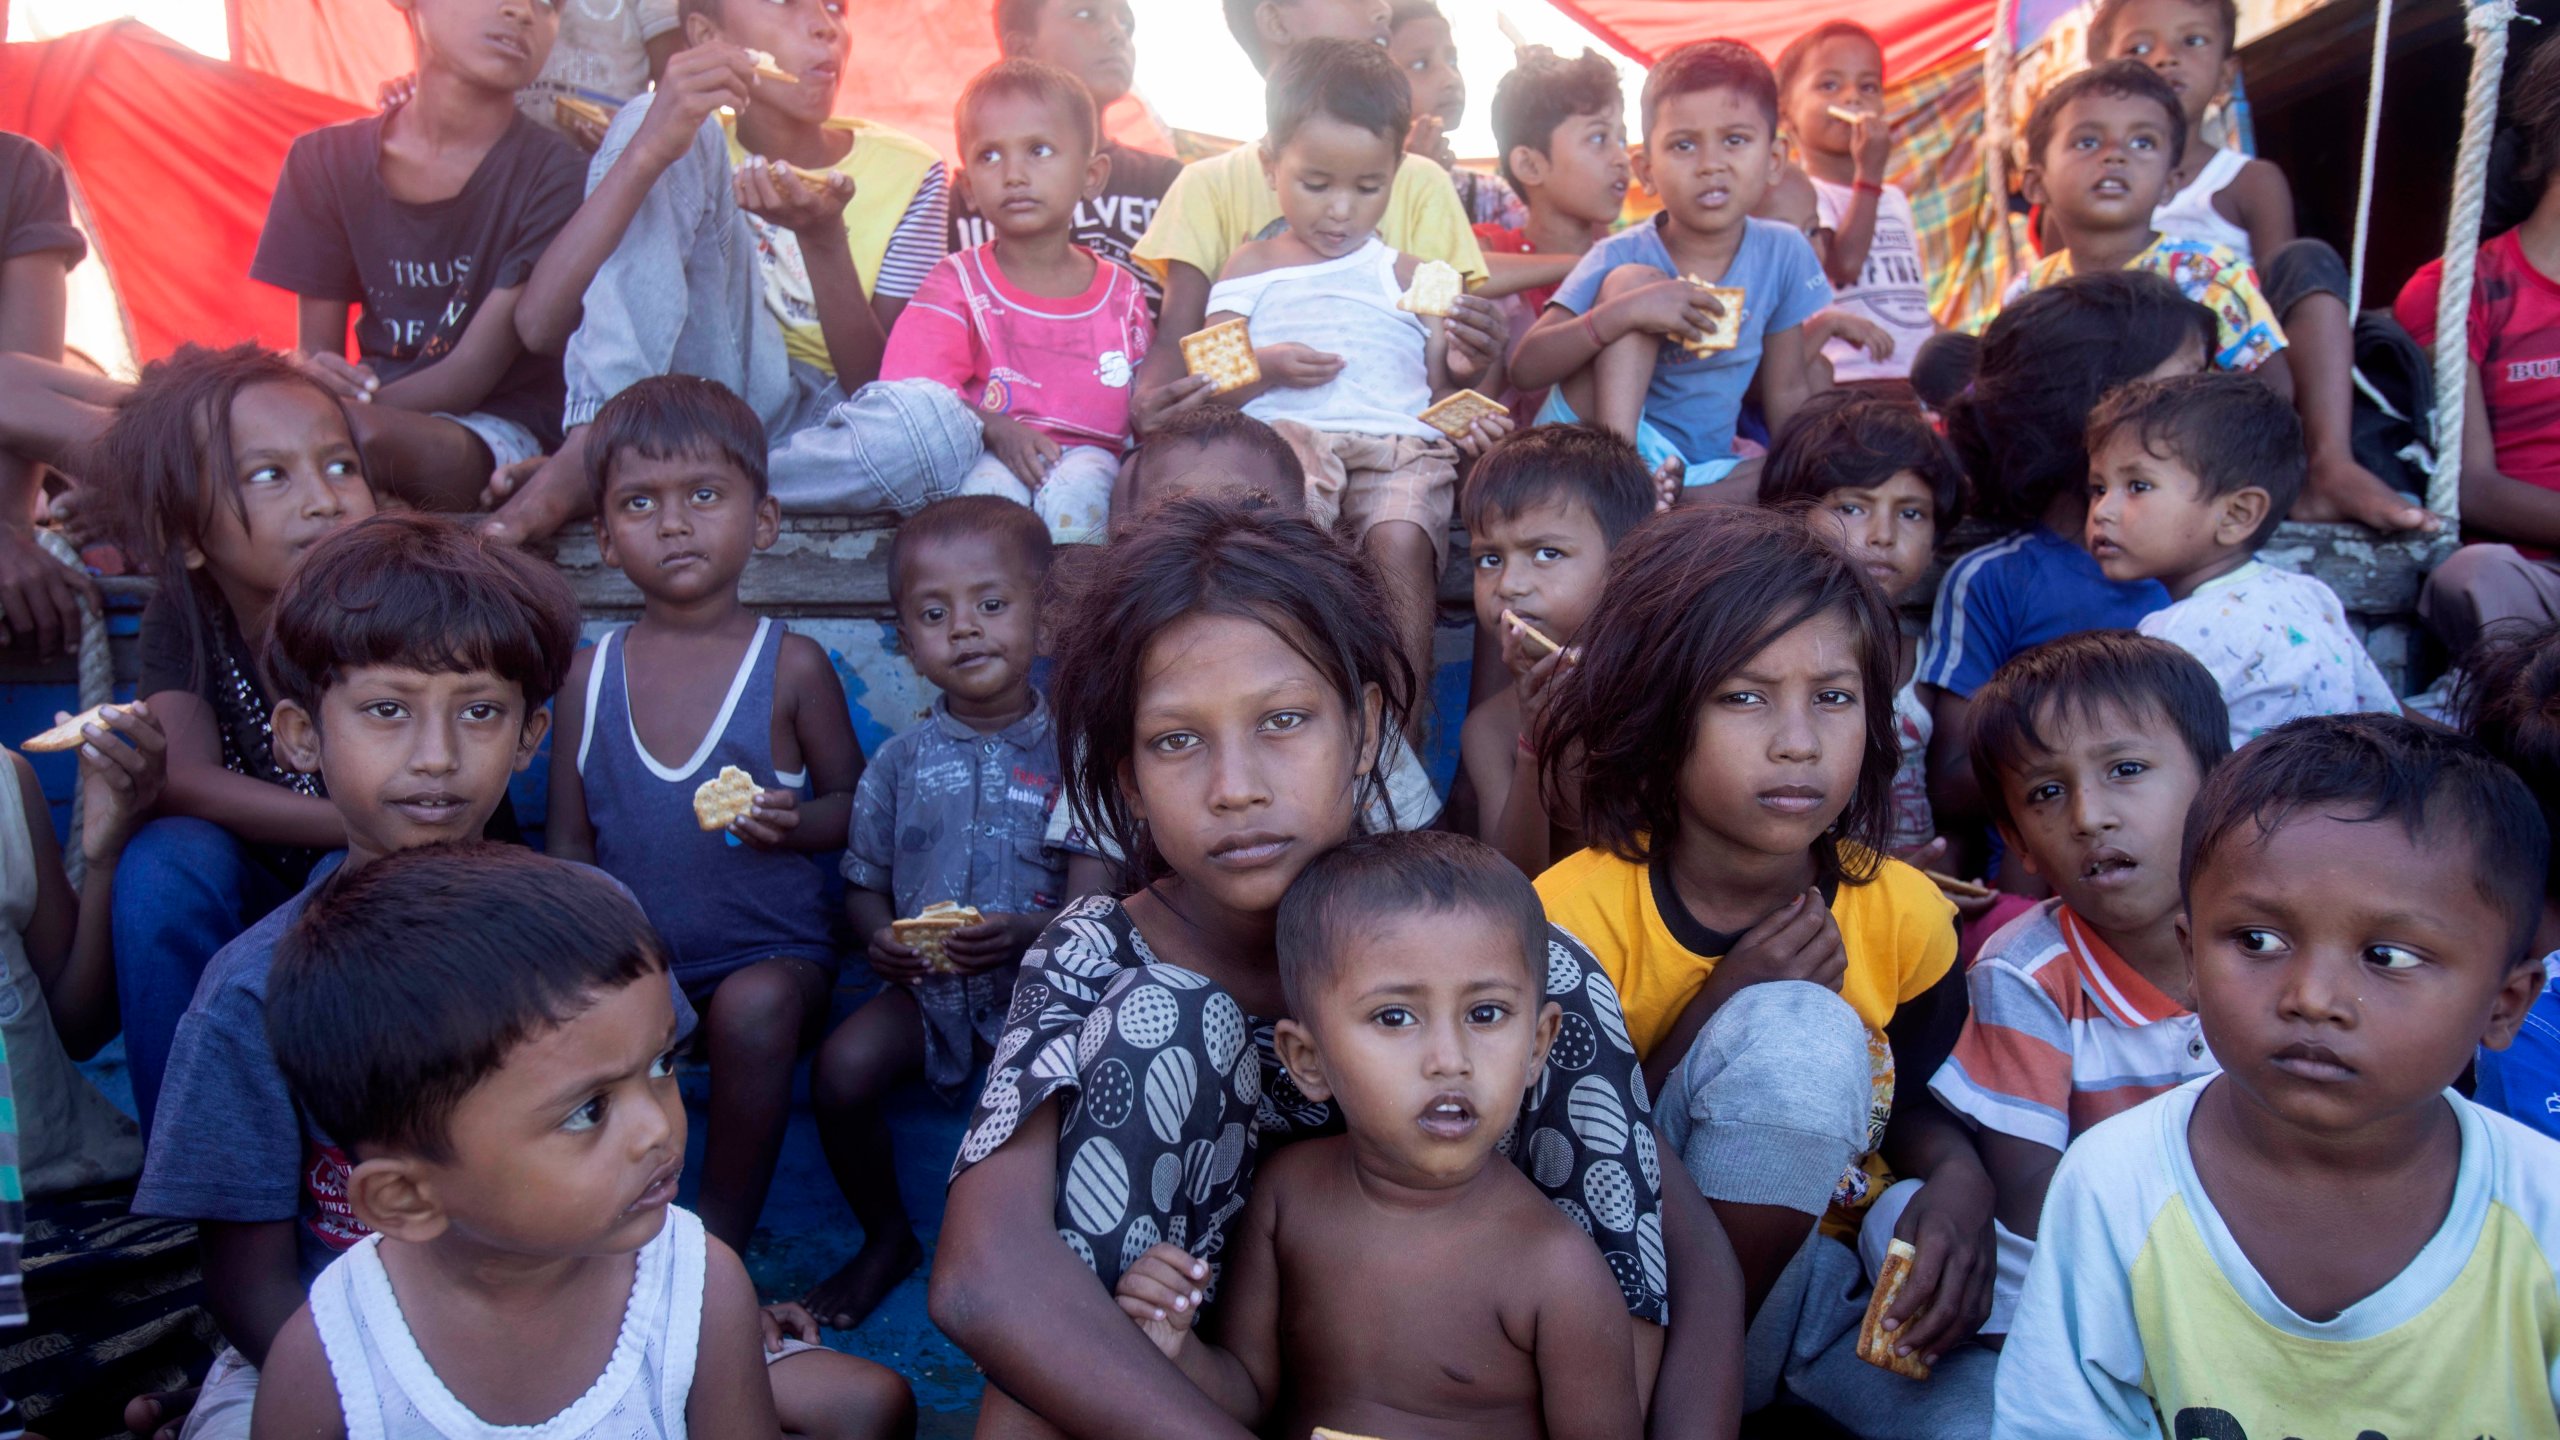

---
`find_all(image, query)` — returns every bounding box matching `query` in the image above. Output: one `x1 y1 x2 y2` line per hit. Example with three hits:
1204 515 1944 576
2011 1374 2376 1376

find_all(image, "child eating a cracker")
544 376 862 1259
804 495 1067 1331
1114 830 1643 1440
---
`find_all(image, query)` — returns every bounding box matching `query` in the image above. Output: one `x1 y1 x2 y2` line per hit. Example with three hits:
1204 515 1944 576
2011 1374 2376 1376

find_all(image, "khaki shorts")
1268 422 1460 569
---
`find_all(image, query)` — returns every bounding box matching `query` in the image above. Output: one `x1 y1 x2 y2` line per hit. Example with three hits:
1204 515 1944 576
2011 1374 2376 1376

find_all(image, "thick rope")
30 527 109 889
2432 0 2527 519
1980 0 2025 296
2346 0 2397 310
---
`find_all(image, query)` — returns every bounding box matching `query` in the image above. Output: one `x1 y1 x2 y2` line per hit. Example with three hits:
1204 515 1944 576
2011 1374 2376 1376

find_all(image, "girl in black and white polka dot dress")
929 497 1735 1437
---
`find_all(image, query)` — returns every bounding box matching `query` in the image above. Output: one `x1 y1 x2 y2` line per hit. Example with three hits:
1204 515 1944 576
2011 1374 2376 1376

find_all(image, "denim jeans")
110 818 293 1136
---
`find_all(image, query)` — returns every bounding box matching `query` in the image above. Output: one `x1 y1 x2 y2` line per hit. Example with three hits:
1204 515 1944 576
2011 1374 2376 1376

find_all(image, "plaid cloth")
1884 51 2032 335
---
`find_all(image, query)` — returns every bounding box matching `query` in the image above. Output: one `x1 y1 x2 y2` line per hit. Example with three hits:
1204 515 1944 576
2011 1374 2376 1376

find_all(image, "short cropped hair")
1641 39 1779 139
1759 391 1968 530
264 513 581 715
2513 32 2560 192
2087 0 2239 61
1130 406 1309 510
2456 622 2560 896
1276 830 1547 1017
1775 20 1882 96
1969 630 2231 834
1490 47 1624 190
584 375 769 512
958 56 1100 154
1267 36 1412 149
1460 423 1655 546
2086 372 2303 546
1541 504 1899 880
2026 58 2188 170
888 495 1054 609
2181 713 2552 961
268 844 667 1163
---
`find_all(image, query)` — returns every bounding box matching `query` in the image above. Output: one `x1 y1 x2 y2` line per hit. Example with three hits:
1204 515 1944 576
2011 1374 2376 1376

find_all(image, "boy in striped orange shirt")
1923 632 2229 1336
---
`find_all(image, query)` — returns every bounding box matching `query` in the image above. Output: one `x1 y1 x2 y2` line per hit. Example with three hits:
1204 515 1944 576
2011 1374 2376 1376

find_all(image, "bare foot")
2293 454 2440 535
805 1231 924 1331
124 1388 195 1440
476 450 590 549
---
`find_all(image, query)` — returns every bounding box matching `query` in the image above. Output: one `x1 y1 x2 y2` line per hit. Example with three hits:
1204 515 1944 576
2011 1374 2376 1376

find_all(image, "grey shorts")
436 410 546 469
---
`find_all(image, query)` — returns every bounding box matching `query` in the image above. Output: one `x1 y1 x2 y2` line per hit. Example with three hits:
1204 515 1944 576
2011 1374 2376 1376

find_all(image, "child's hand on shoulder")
1258 344 1346 390
1717 889 1846 992
1115 1242 1211 1359
73 701 164 865
980 413 1063 488
735 158 853 238
941 914 1045 975
759 1300 822 1354
728 788 801 849
637 45 755 163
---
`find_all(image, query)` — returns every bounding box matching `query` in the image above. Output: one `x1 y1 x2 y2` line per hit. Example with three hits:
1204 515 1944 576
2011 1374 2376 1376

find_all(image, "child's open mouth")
2081 849 2139 885
1418 1093 1478 1140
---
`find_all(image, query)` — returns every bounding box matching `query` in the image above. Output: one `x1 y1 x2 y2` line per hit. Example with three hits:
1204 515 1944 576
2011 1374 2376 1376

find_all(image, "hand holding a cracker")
1877 1164 1998 1368
865 923 934 982
1612 273 1728 351
734 156 852 237
1130 374 1216 436
1440 292 1509 391
725 786 802 850
939 913 1043 975
633 45 756 169
62 702 164 864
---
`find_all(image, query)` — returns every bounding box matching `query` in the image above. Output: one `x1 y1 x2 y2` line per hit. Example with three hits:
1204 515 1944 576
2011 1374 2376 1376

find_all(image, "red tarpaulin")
1547 0 1997 77
0 21 360 360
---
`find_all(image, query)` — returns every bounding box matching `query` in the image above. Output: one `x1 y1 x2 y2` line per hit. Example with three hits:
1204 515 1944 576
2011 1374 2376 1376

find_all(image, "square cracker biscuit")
1419 388 1508 440
893 902 984 976
1180 318 1260 393
1678 278 1745 357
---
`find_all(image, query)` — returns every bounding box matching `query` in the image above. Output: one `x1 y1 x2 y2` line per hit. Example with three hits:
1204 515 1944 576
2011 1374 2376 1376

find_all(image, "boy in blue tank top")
803 495 1067 1331
546 376 865 1259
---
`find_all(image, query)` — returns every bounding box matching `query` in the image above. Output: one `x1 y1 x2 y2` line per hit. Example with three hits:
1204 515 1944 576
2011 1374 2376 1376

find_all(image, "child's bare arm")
1757 325 1815 432
735 163 887 389
2456 365 2560 548
371 286 534 418
2230 157 2299 264
1477 250 1580 298
1977 1129 2063 1241
202 1218 308 1365
1461 701 1516 848
1113 1244 1261 1421
247 1307 348 1440
1511 275 1716 390
19 711 164 1059
152 690 348 851
765 631 861 851
543 648 599 864
1530 1234 1643 1440
1203 1167 1287 1414
689 1234 787 1440
1132 262 1213 426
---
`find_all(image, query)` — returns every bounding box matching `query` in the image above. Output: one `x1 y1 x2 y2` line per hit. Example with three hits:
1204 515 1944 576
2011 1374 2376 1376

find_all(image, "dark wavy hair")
89 342 364 692
1758 389 1967 529
1050 495 1413 887
1538 504 1898 882
2457 621 2560 897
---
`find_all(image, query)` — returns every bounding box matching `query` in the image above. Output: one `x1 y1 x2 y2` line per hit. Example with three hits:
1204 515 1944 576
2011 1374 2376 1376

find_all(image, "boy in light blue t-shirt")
1509 39 1829 488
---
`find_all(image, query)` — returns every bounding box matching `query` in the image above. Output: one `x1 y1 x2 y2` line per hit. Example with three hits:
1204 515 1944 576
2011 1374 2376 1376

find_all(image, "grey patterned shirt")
845 694 1066 1092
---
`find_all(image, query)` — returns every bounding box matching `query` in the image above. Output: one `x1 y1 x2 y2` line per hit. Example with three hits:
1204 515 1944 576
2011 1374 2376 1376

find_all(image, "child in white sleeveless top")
247 846 912 1440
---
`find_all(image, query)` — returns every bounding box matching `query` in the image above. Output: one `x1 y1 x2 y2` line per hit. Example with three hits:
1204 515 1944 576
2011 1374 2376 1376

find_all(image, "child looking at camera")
249 845 909 1440
1460 423 1656 876
1777 22 1934 388
544 376 861 1256
1928 631 2230 1337
1512 40 1831 491
2084 373 2398 747
1114 830 1641 1440
1534 503 1996 1431
804 495 1066 1331
1996 715 2560 1438
884 59 1154 545
1203 36 1492 712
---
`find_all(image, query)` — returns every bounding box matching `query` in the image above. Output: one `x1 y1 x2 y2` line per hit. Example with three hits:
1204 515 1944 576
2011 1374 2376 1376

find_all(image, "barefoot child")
544 376 861 1256
1928 632 2229 1336
2085 373 2399 745
883 59 1153 544
95 345 381 1133
2087 0 2427 533
1534 504 1996 1431
251 845 911 1440
1996 715 2560 1437
1201 36 1477 712
253 0 586 511
1776 22 1935 388
1115 830 1641 1440
806 496 1064 1330
1459 423 1655 875
929 496 1735 1438
1511 40 1831 491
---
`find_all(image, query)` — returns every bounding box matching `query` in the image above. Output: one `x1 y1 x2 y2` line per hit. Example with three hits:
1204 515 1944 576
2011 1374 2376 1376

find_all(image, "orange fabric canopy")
1547 0 1997 77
